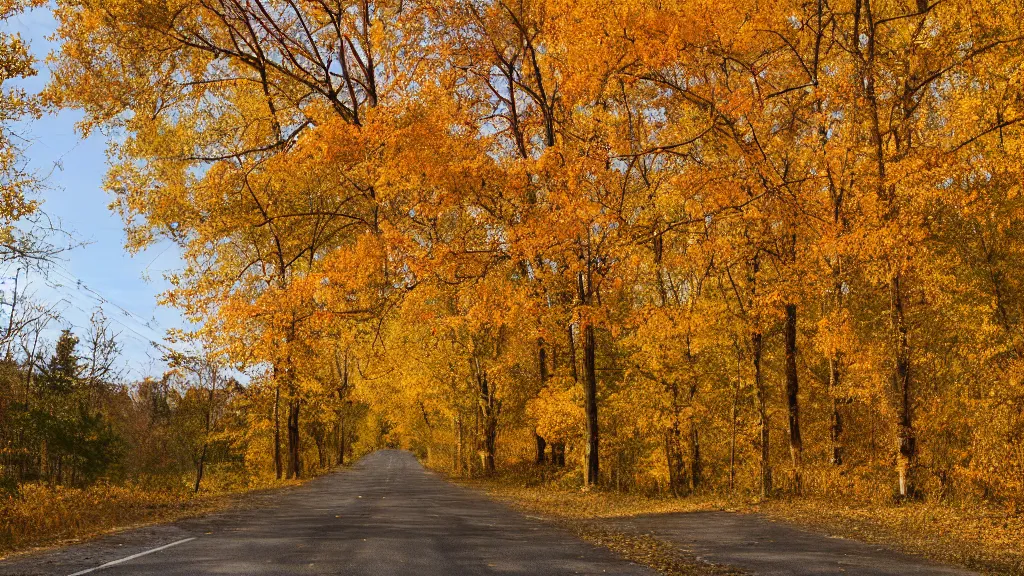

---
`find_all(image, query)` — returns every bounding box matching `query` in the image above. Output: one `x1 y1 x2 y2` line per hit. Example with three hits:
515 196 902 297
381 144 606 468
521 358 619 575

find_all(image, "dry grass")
476 481 729 518
0 475 305 558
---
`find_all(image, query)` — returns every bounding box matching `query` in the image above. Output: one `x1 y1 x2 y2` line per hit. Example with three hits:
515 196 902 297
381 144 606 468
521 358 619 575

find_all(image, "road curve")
0 450 654 576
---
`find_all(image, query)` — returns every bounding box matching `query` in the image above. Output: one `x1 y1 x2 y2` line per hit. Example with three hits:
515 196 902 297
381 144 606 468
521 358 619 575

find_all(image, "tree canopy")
26 0 1024 504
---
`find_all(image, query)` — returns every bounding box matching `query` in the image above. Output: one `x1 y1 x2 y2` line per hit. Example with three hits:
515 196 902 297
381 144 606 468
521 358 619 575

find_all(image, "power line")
35 272 174 354
47 262 167 334
24 294 164 379
4 261 201 378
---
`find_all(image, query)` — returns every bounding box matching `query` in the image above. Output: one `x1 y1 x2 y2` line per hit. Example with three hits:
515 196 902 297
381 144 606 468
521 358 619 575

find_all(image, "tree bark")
454 413 464 474
578 267 599 486
858 0 917 499
195 366 218 493
730 347 740 492
475 359 498 474
342 409 350 463
552 322 577 469
274 377 283 480
534 433 547 465
583 322 599 485
535 338 548 464
827 155 847 469
891 273 916 498
665 406 687 496
829 357 844 465
784 303 803 493
828 280 845 467
685 334 701 492
337 350 350 466
567 322 579 382
747 255 770 498
286 399 301 479
753 330 771 498
689 417 701 493
314 426 327 470
193 444 207 494
551 443 565 466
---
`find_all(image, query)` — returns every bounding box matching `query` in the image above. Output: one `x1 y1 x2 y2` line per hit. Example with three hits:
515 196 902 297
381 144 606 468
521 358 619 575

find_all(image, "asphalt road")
0 450 654 576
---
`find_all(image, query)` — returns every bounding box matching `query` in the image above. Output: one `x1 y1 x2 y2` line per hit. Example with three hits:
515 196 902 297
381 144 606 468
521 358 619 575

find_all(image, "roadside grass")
461 464 1024 576
0 474 305 559
475 479 731 519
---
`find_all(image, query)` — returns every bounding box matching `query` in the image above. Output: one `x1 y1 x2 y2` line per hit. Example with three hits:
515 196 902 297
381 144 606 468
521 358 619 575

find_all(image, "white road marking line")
66 537 196 576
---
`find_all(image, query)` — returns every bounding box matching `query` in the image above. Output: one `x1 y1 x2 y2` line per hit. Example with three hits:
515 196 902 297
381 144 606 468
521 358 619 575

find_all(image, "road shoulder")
467 478 997 576
0 477 315 575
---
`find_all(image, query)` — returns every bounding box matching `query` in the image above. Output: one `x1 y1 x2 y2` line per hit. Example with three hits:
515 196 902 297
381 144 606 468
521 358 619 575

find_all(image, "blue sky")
3 7 186 380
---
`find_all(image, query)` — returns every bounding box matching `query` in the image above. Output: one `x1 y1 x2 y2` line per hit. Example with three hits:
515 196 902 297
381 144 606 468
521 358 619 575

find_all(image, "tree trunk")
729 375 738 492
578 263 600 486
666 413 687 496
337 350 349 466
829 357 844 465
859 0 917 499
535 337 548 465
753 330 771 498
551 442 565 466
342 409 350 463
314 427 327 470
665 377 688 496
287 399 301 479
689 418 701 493
274 379 283 480
891 273 916 498
475 360 498 475
784 303 803 493
827 268 843 467
195 373 216 493
193 443 207 493
554 322 576 470
455 414 464 474
828 164 847 469
480 423 496 474
567 323 579 382
583 322 599 486
684 334 701 492
687 377 702 493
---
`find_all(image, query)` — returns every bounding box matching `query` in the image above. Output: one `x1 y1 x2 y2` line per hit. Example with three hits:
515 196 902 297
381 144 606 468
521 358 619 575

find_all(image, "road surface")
0 450 654 576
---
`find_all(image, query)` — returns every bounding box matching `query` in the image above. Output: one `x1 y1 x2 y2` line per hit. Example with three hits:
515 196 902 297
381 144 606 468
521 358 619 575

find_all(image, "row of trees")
0 297 226 492
0 0 255 494
0 295 363 493
36 0 1024 504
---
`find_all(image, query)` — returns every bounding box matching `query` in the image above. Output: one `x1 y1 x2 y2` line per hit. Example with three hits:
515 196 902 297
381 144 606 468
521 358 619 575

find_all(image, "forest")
0 0 1023 544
